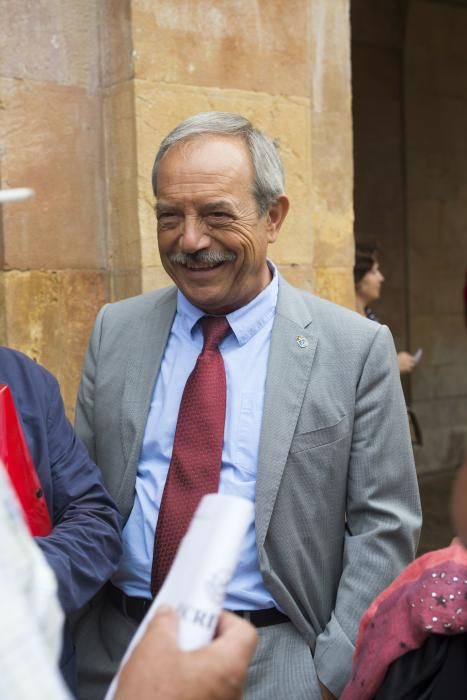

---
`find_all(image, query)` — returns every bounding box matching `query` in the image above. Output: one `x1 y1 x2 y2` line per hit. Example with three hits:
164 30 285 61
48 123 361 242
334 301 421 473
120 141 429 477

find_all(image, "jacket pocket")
289 414 349 453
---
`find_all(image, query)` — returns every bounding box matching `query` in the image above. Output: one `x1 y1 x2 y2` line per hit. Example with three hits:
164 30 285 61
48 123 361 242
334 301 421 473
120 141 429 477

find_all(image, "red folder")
0 383 52 536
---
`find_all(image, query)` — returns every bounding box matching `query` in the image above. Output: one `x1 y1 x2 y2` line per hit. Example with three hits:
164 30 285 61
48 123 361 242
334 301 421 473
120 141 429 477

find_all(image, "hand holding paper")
105 493 254 700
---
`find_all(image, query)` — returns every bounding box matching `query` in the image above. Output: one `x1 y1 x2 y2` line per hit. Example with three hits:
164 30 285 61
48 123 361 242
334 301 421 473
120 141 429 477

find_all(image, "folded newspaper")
105 493 254 700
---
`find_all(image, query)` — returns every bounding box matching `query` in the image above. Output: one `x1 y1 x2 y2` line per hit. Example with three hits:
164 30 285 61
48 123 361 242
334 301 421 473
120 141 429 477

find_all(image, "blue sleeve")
35 372 122 614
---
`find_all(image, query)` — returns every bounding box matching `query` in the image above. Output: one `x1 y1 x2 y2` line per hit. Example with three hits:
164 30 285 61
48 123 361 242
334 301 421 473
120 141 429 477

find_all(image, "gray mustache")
168 251 237 265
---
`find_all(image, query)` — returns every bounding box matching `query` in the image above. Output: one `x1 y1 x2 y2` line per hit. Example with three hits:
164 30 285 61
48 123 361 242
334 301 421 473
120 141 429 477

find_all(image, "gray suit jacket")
75 275 421 697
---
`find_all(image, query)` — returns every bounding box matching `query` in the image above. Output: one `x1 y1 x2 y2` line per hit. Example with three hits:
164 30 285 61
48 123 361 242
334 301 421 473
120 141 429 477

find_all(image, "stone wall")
352 0 467 474
351 0 407 351
1 0 355 415
130 0 355 306
0 1 139 415
406 0 467 473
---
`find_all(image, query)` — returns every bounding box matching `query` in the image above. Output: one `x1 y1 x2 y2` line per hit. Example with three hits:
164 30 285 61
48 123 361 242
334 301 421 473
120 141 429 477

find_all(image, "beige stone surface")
0 78 106 270
103 81 142 300
133 81 313 291
309 0 352 114
310 111 354 269
1 269 107 417
312 266 355 309
276 264 314 293
111 270 143 302
99 0 134 88
132 0 310 97
141 265 172 295
0 0 100 89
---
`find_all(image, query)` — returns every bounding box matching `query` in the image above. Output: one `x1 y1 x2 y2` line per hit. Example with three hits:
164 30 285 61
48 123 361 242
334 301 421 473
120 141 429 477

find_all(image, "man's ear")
266 194 290 243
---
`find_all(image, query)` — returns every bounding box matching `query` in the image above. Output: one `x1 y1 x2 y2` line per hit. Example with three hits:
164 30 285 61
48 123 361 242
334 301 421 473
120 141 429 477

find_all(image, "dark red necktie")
151 315 231 596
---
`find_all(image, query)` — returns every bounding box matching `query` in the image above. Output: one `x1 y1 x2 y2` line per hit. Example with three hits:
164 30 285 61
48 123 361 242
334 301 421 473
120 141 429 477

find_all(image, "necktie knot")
200 316 230 352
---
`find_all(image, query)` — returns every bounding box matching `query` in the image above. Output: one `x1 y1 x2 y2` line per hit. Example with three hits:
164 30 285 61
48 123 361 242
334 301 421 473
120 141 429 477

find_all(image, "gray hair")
151 112 285 215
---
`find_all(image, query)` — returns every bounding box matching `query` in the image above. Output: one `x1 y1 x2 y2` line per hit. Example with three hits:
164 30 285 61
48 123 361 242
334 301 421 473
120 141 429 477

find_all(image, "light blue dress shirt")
113 265 279 611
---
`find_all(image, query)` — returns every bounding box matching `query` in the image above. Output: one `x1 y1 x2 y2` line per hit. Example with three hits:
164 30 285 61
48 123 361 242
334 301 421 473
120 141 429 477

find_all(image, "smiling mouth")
169 251 237 271
182 260 226 270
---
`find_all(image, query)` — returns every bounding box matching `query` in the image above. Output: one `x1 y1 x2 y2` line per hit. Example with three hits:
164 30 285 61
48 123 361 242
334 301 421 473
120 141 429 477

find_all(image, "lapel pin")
296 335 308 348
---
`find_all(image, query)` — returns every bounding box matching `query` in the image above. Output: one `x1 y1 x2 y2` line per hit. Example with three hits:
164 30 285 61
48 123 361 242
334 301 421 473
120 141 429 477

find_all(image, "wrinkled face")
155 135 288 315
356 262 385 305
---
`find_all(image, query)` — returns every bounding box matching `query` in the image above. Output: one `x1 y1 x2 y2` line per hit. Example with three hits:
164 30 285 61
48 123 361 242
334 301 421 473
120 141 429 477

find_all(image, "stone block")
434 272 465 316
276 263 314 293
311 111 354 268
312 266 355 308
414 425 467 475
352 43 401 103
0 78 106 270
411 363 436 403
439 198 467 251
431 314 467 367
309 0 352 113
351 0 404 48
406 1 467 99
2 269 107 418
433 363 467 400
0 0 100 89
103 81 141 272
142 265 172 295
111 270 142 302
410 248 436 316
132 0 310 97
134 81 313 272
410 315 437 366
413 397 467 475
408 199 442 251
353 98 403 157
99 0 134 87
406 149 450 202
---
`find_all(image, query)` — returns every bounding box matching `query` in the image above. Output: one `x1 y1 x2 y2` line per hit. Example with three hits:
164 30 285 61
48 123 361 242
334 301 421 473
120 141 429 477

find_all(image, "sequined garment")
342 539 467 700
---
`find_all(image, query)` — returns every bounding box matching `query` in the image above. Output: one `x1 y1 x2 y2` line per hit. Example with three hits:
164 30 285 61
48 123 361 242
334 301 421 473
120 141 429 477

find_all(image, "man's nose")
180 216 210 253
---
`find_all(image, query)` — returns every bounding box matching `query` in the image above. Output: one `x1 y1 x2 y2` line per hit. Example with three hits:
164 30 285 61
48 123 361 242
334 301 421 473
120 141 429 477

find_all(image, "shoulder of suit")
278 277 383 338
98 286 177 321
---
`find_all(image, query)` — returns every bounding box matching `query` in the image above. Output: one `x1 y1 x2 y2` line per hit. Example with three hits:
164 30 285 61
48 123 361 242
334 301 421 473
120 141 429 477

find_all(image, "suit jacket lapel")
117 288 177 516
256 278 318 548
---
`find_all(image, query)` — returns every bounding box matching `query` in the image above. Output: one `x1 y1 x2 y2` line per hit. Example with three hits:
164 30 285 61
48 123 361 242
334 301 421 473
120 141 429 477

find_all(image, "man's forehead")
158 134 252 173
155 135 255 201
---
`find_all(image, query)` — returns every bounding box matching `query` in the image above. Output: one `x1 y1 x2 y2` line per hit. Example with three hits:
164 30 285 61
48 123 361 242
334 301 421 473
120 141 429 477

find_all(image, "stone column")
0 0 355 415
130 0 354 306
0 1 140 415
0 0 108 415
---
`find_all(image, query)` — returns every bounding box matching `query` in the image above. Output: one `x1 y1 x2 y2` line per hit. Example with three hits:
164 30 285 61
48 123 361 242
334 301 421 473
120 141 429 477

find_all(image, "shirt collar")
176 260 278 346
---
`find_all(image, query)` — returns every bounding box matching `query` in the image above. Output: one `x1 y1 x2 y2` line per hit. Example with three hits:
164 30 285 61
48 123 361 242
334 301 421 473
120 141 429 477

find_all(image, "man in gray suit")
74 112 421 700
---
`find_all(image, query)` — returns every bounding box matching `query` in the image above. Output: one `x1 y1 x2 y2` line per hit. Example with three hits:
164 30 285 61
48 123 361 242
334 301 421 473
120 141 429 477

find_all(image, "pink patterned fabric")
151 316 230 596
342 540 467 700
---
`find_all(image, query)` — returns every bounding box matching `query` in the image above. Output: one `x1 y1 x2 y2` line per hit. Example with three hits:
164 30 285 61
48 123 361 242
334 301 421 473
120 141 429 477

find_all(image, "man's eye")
206 212 230 222
157 213 179 226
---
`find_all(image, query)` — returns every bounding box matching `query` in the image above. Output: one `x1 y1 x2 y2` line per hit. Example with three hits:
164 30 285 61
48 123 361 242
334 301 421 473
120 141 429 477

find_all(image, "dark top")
0 347 122 691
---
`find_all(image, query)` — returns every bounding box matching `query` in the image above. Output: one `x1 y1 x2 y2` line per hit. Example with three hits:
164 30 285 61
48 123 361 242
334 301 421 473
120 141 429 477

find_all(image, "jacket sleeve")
313 324 422 696
35 368 122 614
74 304 108 464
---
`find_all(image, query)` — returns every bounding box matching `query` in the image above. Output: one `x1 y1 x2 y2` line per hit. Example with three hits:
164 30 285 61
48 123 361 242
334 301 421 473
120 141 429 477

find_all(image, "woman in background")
354 243 416 374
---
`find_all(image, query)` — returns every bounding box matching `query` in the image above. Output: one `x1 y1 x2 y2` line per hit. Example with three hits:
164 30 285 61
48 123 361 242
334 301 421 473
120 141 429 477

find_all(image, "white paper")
105 493 254 700
0 188 34 203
